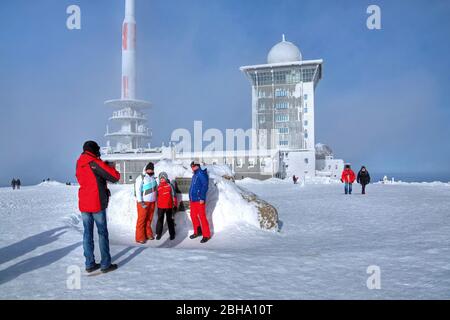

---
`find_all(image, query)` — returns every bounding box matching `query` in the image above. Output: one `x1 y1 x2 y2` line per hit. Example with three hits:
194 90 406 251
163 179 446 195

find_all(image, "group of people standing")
134 160 211 245
75 140 212 274
11 178 21 190
341 164 371 195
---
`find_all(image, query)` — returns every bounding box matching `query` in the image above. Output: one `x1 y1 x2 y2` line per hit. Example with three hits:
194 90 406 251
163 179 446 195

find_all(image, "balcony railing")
110 110 147 120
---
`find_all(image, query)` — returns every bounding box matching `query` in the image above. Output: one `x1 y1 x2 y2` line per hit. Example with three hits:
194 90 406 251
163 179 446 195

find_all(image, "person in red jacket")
155 172 178 240
75 141 120 274
341 164 356 195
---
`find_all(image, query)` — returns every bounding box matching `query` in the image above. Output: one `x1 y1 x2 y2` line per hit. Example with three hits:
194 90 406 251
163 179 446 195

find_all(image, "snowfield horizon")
0 178 449 299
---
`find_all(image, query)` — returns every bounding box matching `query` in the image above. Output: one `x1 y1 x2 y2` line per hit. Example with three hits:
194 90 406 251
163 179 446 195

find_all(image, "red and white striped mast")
104 0 151 153
122 0 136 100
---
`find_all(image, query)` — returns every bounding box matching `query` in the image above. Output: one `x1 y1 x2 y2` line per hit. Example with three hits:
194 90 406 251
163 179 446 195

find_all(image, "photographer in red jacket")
75 141 120 274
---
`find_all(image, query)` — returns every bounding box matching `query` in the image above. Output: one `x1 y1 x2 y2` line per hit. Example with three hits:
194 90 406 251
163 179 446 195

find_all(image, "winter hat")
145 162 154 171
83 141 100 157
190 160 201 167
158 172 169 181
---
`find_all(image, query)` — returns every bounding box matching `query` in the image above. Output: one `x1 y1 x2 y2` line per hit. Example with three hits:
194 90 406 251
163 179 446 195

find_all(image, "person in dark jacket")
11 178 16 190
188 160 211 243
357 166 371 195
16 179 21 189
75 141 120 274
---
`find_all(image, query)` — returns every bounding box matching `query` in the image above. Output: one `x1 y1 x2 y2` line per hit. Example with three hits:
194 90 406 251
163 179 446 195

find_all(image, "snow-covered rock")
37 180 66 187
105 161 278 244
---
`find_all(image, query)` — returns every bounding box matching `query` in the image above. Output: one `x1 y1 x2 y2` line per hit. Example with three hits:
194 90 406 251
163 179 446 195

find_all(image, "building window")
248 158 256 168
129 175 133 181
304 158 309 164
259 102 265 110
304 120 308 126
304 94 308 100
275 102 289 109
236 158 244 168
259 115 265 124
279 140 289 146
304 107 308 114
305 131 309 139
278 127 289 134
257 72 273 86
275 88 288 97
275 114 289 122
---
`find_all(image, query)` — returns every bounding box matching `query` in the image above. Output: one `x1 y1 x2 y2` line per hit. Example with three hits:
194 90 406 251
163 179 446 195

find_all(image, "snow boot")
156 235 162 240
86 263 101 273
101 264 118 274
200 237 210 244
170 235 176 240
190 227 202 239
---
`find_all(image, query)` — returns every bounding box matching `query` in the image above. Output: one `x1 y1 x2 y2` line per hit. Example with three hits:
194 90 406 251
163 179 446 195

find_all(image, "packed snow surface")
0 179 449 299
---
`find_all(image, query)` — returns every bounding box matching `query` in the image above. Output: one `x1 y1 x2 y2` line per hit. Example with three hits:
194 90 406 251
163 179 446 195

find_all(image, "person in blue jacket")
188 160 211 243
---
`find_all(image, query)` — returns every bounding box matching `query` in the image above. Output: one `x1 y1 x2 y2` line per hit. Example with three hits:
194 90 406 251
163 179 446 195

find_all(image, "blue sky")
0 0 449 185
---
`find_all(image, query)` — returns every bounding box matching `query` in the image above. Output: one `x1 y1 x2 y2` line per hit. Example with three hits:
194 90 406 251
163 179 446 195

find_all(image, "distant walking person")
189 160 211 243
76 140 120 274
16 179 21 190
357 166 371 195
341 164 356 195
11 178 16 190
155 172 178 240
134 162 157 244
292 175 299 184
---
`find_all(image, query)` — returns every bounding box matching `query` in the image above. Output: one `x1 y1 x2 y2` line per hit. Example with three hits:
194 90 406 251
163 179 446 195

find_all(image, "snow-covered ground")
0 179 449 299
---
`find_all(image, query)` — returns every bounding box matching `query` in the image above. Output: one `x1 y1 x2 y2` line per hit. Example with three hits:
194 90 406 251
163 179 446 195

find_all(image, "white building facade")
240 35 324 179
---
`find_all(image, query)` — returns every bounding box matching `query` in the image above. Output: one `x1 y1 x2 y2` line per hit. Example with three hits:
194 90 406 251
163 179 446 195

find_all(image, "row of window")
257 90 309 100
275 102 289 109
275 114 289 122
250 67 319 86
259 114 311 124
258 103 309 113
275 89 289 97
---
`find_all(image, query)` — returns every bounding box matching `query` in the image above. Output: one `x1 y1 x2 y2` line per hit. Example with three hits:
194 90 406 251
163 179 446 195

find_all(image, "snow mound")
37 180 66 187
304 176 341 185
153 159 235 180
103 161 268 245
154 159 191 179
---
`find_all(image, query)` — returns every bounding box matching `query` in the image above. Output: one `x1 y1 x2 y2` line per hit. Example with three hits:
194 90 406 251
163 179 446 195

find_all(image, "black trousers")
156 208 175 238
362 183 367 194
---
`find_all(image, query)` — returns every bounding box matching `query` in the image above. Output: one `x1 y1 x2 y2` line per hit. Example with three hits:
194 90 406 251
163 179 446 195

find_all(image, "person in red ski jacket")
341 164 356 195
75 141 120 274
155 172 178 240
